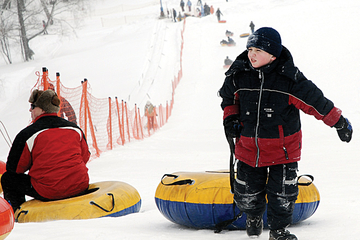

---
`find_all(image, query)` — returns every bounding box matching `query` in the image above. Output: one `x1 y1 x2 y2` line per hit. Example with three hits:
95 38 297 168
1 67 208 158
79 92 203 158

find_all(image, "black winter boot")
246 215 263 237
269 228 297 240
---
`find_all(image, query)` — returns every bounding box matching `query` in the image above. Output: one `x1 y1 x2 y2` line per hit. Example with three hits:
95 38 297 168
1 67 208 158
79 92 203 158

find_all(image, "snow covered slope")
0 0 359 239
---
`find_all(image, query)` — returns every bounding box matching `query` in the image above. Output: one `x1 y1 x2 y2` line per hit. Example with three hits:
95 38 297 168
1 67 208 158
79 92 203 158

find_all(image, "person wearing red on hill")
48 83 77 125
144 101 156 130
1 89 90 212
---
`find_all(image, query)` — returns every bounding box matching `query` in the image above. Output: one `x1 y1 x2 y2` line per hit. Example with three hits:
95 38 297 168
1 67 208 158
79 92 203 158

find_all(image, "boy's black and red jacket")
6 113 90 199
219 47 341 167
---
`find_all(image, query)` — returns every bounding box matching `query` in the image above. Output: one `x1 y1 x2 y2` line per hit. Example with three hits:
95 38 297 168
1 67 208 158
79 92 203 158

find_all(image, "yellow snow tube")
15 181 141 223
155 171 320 229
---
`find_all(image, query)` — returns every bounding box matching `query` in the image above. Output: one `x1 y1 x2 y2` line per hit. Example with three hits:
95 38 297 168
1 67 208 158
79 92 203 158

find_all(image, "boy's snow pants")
234 161 299 230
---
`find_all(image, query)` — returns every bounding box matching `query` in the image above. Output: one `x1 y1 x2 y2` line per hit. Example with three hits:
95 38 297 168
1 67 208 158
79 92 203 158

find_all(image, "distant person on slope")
1 89 90 212
224 56 233 66
216 8 223 21
249 21 255 33
173 8 177 22
219 27 352 240
204 3 210 16
144 101 156 130
187 0 192 12
180 0 185 12
42 20 48 35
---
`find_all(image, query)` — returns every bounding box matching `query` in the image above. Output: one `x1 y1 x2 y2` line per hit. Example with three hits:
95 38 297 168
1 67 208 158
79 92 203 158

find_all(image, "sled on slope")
220 39 236 47
240 33 250 38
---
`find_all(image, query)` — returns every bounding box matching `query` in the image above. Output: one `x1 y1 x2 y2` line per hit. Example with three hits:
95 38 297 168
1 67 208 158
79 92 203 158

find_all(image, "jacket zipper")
255 70 264 167
279 125 289 160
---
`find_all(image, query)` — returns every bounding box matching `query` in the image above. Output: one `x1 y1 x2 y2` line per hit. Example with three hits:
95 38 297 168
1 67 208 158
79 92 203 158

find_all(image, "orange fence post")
166 101 169 123
159 104 164 127
55 73 61 97
86 101 101 158
42 67 49 90
138 107 144 139
55 72 61 117
134 104 140 140
121 100 126 144
153 107 158 130
125 102 130 142
79 79 100 157
146 109 150 136
80 79 88 139
107 97 112 150
115 97 125 145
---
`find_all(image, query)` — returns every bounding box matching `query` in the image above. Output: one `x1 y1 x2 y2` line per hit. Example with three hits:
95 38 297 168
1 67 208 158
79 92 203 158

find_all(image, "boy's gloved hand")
223 115 242 138
333 115 352 143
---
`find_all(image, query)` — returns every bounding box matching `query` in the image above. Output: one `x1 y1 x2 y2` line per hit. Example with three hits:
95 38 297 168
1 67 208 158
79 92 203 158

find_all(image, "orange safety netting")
31 19 187 161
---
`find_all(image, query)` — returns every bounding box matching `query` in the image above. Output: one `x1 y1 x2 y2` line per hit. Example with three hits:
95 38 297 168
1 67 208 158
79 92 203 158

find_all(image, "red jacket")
6 113 90 199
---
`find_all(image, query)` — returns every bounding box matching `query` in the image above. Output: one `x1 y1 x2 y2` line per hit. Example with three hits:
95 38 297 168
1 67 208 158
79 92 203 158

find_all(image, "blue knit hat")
246 27 283 58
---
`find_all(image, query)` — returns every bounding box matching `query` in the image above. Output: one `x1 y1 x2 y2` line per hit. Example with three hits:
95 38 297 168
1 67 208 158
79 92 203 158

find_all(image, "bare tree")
0 13 14 63
0 1 17 64
13 0 88 61
2 0 12 10
40 0 51 23
17 0 34 61
0 0 89 63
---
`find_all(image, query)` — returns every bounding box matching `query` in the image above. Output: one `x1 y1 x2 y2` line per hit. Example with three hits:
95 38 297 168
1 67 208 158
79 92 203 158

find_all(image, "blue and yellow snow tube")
15 181 141 223
155 171 320 230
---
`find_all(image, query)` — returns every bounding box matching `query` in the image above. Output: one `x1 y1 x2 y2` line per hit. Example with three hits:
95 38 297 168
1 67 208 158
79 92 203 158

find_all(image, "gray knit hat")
29 89 60 113
246 27 283 57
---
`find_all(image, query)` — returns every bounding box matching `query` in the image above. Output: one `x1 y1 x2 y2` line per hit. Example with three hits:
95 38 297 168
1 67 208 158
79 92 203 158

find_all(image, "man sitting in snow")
1 89 90 212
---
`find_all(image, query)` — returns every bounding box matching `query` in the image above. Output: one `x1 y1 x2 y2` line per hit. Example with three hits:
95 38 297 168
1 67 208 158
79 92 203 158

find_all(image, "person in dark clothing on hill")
249 21 255 33
204 3 210 15
224 56 233 66
1 89 90 212
219 27 352 240
172 8 177 22
180 0 185 11
216 8 223 21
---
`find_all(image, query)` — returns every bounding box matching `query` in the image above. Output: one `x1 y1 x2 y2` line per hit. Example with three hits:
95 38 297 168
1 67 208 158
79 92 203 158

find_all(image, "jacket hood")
225 46 306 82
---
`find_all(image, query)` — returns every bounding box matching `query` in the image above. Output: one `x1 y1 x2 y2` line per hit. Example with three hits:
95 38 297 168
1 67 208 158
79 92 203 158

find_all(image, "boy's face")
247 47 276 69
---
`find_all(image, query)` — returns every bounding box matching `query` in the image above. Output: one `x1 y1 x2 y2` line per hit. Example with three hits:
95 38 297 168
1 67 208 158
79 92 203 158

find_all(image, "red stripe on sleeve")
223 105 239 120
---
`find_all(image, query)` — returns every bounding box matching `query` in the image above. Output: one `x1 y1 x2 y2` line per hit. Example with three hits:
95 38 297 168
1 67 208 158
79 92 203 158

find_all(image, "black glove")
223 115 242 138
333 115 353 143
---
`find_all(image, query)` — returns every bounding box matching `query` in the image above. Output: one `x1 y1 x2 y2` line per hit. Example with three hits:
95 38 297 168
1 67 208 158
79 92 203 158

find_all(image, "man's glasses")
31 104 37 110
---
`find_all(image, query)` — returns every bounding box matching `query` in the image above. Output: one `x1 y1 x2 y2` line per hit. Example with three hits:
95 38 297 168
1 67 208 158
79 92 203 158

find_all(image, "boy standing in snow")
219 27 352 240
